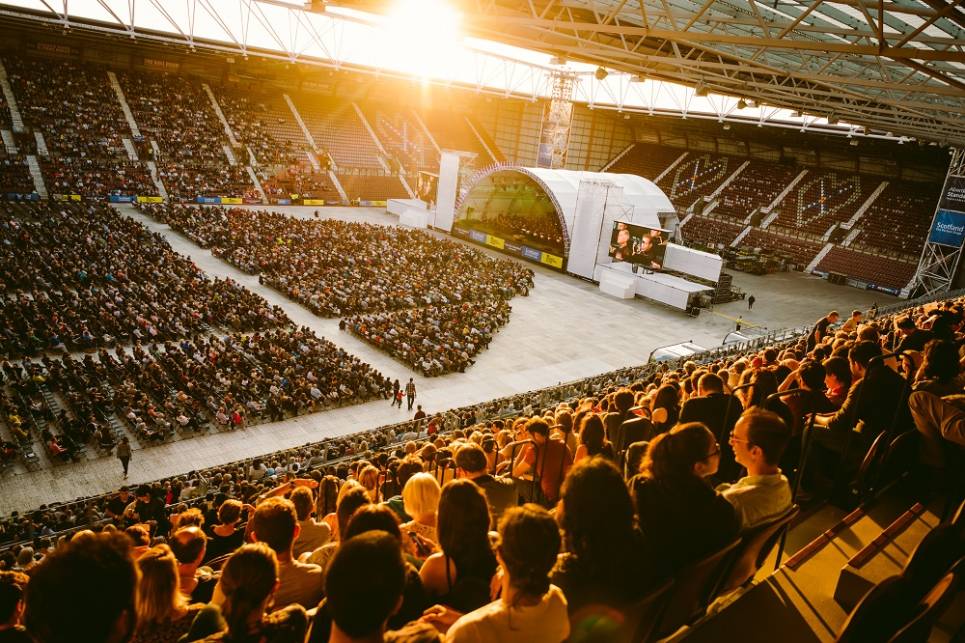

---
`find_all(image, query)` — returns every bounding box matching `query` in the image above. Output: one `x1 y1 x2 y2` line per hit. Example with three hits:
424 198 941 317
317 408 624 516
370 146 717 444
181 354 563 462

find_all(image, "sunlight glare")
379 0 462 78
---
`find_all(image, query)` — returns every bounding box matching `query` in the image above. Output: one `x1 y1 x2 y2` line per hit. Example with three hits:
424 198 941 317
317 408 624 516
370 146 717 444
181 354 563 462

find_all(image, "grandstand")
0 1 963 642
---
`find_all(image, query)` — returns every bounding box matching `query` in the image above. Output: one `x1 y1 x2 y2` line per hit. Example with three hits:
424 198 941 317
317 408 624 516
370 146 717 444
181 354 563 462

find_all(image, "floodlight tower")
536 66 578 169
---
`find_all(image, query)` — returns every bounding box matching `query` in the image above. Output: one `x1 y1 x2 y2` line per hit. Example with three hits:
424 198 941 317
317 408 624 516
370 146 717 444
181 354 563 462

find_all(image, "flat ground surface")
0 205 894 514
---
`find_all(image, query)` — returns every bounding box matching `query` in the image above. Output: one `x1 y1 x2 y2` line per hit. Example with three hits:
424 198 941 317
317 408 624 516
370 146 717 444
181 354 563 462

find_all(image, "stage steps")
107 71 141 138
806 243 835 273
25 154 47 198
654 151 688 184
329 170 348 203
600 142 635 172
284 93 320 153
202 83 240 147
760 211 780 229
841 180 890 231
731 225 753 247
0 59 25 133
122 138 139 161
33 131 48 157
464 115 498 164
411 109 441 156
1 129 16 154
709 160 750 200
145 160 168 200
762 168 808 214
842 226 862 247
246 166 267 202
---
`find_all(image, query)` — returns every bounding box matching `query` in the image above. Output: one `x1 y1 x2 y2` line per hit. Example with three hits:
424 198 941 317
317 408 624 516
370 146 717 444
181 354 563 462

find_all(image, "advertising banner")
221 197 243 205
276 199 292 205
303 199 325 206
485 234 505 249
521 246 542 261
196 197 221 205
469 230 488 244
928 209 965 248
136 196 164 203
939 175 965 213
109 195 136 203
540 253 564 269
504 242 522 255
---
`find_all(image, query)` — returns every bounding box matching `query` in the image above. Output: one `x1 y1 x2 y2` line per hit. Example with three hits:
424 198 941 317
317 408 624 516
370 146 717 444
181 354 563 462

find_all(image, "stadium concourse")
0 203 886 515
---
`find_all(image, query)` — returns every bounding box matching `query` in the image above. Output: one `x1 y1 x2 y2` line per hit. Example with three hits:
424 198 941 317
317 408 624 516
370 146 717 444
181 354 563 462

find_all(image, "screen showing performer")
608 221 668 270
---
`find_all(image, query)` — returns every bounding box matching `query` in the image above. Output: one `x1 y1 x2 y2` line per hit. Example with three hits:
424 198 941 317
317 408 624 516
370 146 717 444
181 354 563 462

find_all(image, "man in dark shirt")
811 341 912 457
895 314 933 353
680 373 744 482
806 311 840 351
454 443 516 528
105 486 131 523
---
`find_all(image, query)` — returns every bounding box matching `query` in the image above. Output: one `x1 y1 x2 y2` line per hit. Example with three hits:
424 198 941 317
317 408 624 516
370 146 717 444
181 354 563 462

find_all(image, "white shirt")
446 585 569 643
718 472 792 529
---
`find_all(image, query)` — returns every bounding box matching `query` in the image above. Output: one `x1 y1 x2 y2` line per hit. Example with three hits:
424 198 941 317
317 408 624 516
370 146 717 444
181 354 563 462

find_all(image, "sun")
378 0 463 78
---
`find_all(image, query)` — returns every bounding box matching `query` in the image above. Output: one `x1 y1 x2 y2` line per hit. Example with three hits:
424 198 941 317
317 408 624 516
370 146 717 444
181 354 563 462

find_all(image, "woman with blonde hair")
189 543 308 643
400 472 442 555
132 544 205 643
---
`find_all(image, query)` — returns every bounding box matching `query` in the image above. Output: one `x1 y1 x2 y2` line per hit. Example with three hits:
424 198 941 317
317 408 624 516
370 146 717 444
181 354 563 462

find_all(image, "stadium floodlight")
595 67 608 81
695 85 708 97
549 56 567 66
305 0 325 12
737 98 748 109
629 74 647 83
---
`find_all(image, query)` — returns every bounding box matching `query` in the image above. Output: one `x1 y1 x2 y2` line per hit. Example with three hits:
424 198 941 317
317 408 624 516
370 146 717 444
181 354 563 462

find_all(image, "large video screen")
608 221 669 270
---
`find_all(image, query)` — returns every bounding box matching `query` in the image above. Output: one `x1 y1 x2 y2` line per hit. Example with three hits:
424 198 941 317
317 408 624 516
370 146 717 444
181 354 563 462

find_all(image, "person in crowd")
301 484 370 572
718 409 793 529
630 422 739 572
840 310 862 333
203 500 248 565
908 390 965 467
512 418 573 506
679 372 744 480
553 457 664 617
423 504 569 642
290 487 331 558
822 356 852 409
419 479 498 613
242 497 324 610
170 526 218 604
453 444 515 528
810 341 912 459
0 570 30 642
806 311 840 351
649 384 681 436
324 531 407 643
132 544 205 643
24 531 138 643
912 339 962 397
406 379 417 411
188 543 309 643
573 414 615 464
116 437 132 478
399 473 442 554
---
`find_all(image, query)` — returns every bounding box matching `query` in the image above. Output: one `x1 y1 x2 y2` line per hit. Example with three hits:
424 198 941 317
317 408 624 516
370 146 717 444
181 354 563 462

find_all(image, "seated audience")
512 418 573 506
630 422 739 572
400 473 442 555
0 570 30 642
718 408 793 529
453 444 516 527
132 544 205 643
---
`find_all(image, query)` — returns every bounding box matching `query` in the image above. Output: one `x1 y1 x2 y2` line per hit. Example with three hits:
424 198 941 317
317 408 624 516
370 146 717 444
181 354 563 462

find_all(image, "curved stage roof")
458 166 677 255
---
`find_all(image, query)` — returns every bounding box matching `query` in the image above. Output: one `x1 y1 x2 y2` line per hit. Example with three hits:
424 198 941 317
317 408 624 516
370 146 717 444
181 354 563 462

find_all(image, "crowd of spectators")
0 202 288 358
1 289 961 641
457 210 564 252
345 300 511 375
5 55 157 198
119 70 253 200
0 154 34 196
143 205 533 373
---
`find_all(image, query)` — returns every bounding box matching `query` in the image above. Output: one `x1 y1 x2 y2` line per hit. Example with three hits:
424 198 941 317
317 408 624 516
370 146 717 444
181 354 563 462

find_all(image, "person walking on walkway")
392 379 401 405
116 437 132 478
736 316 743 332
747 295 756 310
406 378 417 411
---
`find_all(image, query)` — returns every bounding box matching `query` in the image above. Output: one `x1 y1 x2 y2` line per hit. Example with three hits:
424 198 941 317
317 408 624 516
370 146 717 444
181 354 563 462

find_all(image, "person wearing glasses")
717 408 793 529
629 422 739 573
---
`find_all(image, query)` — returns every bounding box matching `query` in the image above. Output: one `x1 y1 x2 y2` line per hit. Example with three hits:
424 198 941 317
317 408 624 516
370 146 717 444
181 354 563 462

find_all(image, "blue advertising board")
521 246 542 261
928 208 965 248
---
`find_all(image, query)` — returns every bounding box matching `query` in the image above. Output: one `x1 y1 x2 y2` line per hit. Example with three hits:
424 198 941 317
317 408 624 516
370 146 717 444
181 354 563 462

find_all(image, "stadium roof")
335 0 965 146
1 0 962 146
